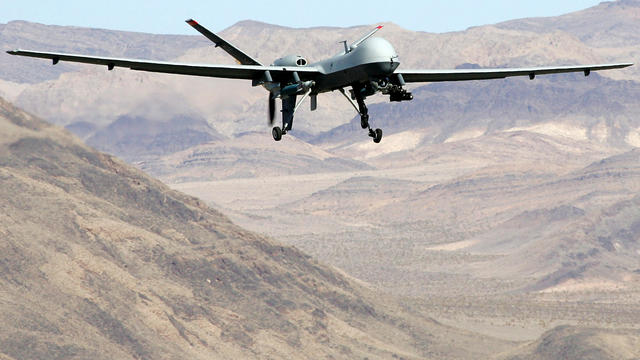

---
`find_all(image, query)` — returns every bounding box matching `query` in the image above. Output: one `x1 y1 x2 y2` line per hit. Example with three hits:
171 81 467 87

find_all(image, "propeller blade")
268 94 276 125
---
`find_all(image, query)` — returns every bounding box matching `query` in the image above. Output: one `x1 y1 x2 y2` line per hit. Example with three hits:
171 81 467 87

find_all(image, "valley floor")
170 149 640 346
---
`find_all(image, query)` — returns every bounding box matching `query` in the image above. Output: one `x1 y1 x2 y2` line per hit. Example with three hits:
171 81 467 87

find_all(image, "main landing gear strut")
272 89 314 141
338 88 383 143
272 94 296 141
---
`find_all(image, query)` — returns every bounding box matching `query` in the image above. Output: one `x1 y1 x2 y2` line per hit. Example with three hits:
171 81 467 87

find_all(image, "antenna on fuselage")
340 40 349 54
340 25 384 54
350 25 384 49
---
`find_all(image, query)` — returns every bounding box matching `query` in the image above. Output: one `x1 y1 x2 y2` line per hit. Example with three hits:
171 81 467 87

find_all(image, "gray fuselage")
269 37 400 94
312 37 399 92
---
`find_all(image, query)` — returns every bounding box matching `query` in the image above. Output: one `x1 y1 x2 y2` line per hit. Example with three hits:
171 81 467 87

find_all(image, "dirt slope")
0 96 515 359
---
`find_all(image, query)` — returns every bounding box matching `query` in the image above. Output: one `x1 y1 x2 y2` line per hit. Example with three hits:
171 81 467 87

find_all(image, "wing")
6 49 320 82
397 63 633 83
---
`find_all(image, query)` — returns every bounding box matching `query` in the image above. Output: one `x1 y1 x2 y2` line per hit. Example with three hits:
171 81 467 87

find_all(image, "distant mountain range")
313 72 640 148
2 2 640 357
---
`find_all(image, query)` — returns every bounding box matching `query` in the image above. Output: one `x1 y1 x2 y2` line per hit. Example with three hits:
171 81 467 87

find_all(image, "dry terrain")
2 1 640 358
1 97 524 359
173 134 640 341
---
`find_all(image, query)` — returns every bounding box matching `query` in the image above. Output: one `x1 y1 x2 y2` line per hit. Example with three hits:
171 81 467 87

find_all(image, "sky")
1 0 603 34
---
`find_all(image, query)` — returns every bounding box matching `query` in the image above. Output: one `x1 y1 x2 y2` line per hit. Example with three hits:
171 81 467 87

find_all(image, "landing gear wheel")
272 126 283 141
360 114 369 129
373 128 383 143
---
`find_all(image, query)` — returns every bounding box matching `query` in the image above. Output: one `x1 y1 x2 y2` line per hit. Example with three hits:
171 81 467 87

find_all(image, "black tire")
272 126 283 141
373 128 383 143
360 114 369 129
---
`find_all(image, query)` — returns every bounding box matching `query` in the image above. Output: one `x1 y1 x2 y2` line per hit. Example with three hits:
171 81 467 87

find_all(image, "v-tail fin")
186 19 263 66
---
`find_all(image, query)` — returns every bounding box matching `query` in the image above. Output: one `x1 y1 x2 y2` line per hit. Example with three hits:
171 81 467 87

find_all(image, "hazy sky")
2 0 603 34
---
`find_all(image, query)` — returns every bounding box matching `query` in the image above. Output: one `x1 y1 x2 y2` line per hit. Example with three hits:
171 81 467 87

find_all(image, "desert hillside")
2 1 639 357
498 326 640 360
0 96 518 359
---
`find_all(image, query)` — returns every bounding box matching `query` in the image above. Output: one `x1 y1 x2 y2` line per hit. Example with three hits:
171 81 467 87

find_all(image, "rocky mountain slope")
498 326 640 360
497 0 640 48
0 96 517 359
2 3 640 357
313 72 640 149
143 132 372 182
238 136 640 296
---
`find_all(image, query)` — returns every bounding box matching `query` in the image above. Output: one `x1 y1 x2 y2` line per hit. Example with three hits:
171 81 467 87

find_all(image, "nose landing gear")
339 87 384 144
369 128 383 143
361 113 369 129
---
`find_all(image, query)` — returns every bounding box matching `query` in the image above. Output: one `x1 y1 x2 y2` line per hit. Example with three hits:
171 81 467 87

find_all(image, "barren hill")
3 3 640 356
0 97 514 358
313 72 640 149
499 325 640 360
144 132 372 182
257 140 640 296
497 0 640 48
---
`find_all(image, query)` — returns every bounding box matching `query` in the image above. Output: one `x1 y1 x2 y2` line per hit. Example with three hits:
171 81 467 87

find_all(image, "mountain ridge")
2 2 640 355
0 95 518 359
